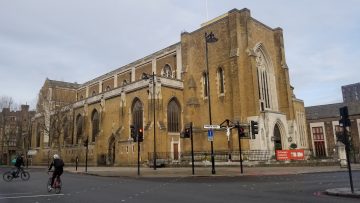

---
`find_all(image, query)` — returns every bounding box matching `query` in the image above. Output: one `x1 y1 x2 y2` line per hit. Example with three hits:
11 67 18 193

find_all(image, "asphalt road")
0 168 359 203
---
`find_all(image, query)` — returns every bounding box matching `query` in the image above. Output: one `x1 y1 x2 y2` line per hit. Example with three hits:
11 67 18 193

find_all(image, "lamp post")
205 32 218 174
142 72 157 170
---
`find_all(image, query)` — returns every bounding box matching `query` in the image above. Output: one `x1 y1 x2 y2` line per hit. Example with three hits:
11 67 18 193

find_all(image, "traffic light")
251 121 258 138
239 127 245 137
181 127 191 138
138 128 144 142
336 132 348 145
339 106 351 127
83 138 88 147
130 125 136 141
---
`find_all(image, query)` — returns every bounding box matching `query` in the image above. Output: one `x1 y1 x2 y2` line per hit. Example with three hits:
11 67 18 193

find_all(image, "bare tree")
0 95 20 111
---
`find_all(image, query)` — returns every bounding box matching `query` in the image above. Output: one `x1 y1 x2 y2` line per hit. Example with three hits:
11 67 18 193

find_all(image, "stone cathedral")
30 8 308 166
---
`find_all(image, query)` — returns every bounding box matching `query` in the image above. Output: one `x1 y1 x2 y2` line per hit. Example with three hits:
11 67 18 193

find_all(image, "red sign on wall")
276 149 305 161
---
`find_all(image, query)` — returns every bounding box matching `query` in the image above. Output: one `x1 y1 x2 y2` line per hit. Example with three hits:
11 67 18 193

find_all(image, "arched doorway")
108 136 116 165
274 124 282 150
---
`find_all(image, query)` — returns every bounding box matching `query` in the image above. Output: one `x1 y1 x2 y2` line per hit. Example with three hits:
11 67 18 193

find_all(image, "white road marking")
0 194 64 200
0 192 33 196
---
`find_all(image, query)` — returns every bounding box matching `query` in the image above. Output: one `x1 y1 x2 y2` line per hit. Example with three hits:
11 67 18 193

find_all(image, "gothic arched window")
255 45 275 111
217 67 224 94
36 123 41 148
167 98 181 132
62 117 70 144
203 72 208 97
132 98 143 134
76 114 83 144
91 110 99 142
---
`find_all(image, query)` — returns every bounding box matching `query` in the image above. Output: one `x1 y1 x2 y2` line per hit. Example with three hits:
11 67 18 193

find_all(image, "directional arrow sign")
208 129 214 141
203 124 221 129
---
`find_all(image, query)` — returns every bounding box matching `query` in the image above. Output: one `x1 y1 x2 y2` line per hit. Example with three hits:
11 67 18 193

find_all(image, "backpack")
54 159 64 168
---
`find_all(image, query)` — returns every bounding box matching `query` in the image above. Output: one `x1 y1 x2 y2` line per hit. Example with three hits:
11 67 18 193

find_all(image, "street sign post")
204 124 221 129
208 129 214 141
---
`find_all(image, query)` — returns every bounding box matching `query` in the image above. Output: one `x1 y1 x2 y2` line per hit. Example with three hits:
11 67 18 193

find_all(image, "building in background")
0 105 35 165
30 8 308 166
342 82 360 103
306 82 360 161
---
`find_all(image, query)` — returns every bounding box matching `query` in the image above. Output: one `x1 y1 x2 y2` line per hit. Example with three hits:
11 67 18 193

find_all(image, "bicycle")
47 171 62 194
3 167 30 182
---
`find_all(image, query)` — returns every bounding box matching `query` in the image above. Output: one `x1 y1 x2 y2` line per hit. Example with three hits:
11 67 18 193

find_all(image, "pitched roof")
306 102 360 120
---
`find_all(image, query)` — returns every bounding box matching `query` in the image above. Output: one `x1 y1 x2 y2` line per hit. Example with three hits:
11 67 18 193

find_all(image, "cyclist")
48 154 64 190
14 154 25 177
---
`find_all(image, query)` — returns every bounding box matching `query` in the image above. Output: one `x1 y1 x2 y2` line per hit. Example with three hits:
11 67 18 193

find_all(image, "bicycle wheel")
47 178 52 192
20 171 30 181
55 186 61 194
3 171 14 182
55 178 62 194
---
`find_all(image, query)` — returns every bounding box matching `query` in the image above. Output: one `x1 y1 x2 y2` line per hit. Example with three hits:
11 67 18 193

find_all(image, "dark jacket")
15 156 25 168
48 159 64 172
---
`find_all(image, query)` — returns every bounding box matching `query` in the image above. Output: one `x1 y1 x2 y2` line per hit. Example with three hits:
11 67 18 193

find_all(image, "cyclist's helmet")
53 154 60 159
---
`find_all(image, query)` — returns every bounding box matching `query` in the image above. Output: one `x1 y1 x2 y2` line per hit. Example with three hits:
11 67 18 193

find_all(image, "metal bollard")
75 156 79 171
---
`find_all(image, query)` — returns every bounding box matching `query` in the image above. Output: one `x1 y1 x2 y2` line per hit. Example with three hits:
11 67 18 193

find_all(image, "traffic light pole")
190 122 195 175
85 137 88 173
339 106 354 193
236 122 243 174
137 134 140 176
344 136 354 193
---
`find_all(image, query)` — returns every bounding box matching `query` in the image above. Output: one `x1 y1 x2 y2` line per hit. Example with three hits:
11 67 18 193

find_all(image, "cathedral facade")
30 8 308 166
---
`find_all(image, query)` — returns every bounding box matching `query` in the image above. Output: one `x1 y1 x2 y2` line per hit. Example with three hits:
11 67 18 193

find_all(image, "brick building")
0 105 35 164
30 8 308 166
306 83 360 161
342 82 360 103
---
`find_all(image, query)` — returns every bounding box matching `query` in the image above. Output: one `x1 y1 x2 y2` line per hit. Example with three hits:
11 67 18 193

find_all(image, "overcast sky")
0 0 359 109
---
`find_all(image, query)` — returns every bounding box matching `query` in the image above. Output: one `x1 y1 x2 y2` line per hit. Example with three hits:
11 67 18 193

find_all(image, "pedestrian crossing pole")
236 122 243 174
339 106 354 193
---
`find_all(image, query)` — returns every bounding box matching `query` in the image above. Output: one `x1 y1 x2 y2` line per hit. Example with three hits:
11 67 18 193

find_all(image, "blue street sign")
208 129 214 141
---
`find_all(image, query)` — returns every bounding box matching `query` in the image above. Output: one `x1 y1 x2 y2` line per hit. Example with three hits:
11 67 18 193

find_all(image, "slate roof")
306 102 360 120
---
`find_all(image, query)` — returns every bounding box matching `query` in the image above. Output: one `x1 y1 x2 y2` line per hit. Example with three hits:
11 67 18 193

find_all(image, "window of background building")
36 123 41 147
217 67 224 94
312 127 326 157
76 114 83 144
91 110 99 142
167 98 180 132
132 99 143 134
203 72 208 98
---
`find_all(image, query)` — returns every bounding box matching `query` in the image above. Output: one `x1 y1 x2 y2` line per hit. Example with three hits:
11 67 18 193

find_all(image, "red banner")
276 149 305 161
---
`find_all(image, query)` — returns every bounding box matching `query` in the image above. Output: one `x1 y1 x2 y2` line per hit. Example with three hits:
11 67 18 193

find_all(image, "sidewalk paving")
63 164 360 178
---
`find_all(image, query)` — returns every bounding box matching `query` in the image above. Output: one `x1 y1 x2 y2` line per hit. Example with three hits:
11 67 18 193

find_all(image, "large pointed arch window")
91 110 99 142
167 98 181 132
62 117 70 145
36 123 41 148
203 72 208 98
255 45 274 111
76 114 83 144
217 67 225 94
132 99 143 132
